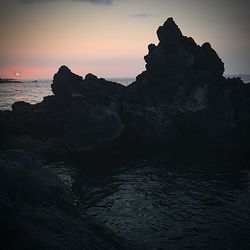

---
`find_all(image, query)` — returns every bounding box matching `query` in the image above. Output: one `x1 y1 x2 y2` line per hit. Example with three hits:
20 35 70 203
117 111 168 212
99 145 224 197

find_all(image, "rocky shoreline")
0 17 250 249
0 78 23 84
0 150 133 250
1 18 250 163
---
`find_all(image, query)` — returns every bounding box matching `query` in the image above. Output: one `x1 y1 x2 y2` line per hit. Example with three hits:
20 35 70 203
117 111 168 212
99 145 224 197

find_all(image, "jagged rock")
12 101 32 112
0 150 132 250
157 17 182 46
85 72 98 81
53 68 125 152
51 65 83 98
195 42 224 78
124 17 250 158
0 17 249 161
143 17 224 87
1 68 125 157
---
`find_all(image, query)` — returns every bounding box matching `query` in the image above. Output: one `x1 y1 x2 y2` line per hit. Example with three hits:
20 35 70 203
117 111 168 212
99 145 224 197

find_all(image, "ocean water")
0 74 249 111
47 160 250 250
0 79 53 111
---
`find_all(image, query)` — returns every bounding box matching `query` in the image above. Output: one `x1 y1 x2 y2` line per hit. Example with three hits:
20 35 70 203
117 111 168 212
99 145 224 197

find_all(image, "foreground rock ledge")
0 17 250 163
0 150 132 250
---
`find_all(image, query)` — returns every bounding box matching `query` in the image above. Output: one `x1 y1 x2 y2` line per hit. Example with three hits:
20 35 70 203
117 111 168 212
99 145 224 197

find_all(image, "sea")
1 74 250 249
47 160 250 250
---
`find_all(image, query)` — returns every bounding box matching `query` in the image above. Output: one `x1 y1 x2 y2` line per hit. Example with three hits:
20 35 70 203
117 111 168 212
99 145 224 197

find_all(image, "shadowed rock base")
0 150 133 250
0 17 250 164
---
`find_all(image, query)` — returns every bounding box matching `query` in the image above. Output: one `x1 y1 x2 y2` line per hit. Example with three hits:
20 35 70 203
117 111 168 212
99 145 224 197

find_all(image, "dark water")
48 160 250 250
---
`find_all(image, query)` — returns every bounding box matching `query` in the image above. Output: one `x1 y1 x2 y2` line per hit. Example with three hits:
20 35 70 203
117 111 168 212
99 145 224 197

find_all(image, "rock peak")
157 17 182 44
164 17 179 29
144 17 224 81
85 73 98 81
58 65 72 74
52 66 83 97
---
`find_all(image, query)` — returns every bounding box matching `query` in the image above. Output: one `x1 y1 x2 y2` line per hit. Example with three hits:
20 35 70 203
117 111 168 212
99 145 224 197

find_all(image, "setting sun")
15 72 20 77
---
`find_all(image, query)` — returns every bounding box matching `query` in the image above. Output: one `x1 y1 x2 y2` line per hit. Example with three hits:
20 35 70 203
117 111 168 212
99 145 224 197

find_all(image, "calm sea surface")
1 75 250 249
47 160 250 250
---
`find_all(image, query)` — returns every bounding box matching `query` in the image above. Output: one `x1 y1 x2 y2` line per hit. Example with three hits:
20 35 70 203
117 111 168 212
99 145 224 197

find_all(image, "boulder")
51 65 83 98
12 101 32 112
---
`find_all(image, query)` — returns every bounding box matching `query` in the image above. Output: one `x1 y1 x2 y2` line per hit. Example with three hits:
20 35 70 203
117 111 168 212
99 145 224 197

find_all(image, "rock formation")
0 16 249 249
0 17 249 162
0 68 125 158
124 18 250 159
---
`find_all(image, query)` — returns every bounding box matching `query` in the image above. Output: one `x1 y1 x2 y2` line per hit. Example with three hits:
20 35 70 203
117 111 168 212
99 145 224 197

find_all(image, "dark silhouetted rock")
85 72 98 81
123 17 250 160
12 101 32 112
0 17 249 162
51 65 83 98
157 17 182 46
1 68 125 158
0 150 132 250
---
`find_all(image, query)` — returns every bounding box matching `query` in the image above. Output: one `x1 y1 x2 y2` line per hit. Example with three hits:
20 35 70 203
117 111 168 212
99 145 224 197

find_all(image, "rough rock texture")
124 18 250 158
0 150 132 250
51 65 83 98
0 68 125 157
0 17 249 161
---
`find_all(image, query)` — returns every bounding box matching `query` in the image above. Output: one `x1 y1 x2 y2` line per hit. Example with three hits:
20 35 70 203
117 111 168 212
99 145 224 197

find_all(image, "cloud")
76 0 114 4
17 0 114 5
131 12 154 18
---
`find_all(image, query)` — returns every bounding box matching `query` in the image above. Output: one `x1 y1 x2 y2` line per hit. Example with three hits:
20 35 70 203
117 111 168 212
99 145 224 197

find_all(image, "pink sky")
1 0 249 79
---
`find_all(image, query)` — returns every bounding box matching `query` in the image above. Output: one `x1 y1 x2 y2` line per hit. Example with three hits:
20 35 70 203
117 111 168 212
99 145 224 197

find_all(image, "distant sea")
0 75 249 111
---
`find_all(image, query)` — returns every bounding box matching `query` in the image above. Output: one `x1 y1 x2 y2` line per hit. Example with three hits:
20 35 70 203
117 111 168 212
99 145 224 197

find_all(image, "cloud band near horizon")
17 0 114 5
131 12 153 18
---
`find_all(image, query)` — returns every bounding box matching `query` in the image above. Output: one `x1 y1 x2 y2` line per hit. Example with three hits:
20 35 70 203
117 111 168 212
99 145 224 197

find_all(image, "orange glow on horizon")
0 66 56 80
0 62 144 80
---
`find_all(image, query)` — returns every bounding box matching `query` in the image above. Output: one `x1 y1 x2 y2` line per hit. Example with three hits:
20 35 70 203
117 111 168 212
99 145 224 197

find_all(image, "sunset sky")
0 0 249 79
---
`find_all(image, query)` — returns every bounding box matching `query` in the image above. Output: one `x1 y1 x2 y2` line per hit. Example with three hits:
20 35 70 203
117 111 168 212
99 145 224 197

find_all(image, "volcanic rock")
124 17 250 159
1 17 249 161
51 65 83 98
1 67 125 157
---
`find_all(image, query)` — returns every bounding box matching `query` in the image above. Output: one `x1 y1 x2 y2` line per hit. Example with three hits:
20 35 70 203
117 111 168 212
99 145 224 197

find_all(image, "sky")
0 0 249 79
